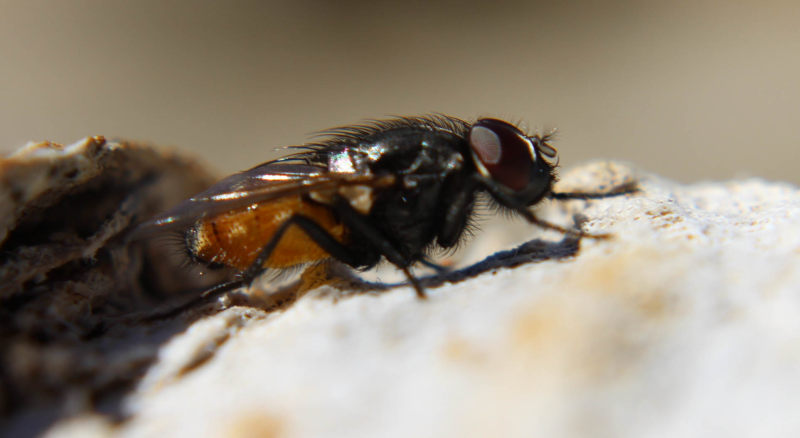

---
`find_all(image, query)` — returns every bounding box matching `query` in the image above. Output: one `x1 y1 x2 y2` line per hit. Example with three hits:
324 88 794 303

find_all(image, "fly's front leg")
437 178 479 248
549 180 639 200
475 175 613 239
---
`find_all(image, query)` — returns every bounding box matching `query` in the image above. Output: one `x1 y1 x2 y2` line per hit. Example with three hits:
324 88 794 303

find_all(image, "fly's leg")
136 278 245 322
515 209 612 239
332 199 428 299
242 214 370 284
475 175 621 239
139 212 360 321
437 178 479 248
143 211 419 322
418 257 450 274
549 181 639 200
400 266 426 299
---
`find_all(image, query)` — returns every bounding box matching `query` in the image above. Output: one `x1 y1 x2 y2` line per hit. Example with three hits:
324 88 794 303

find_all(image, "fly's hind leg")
245 213 430 298
149 211 415 321
241 214 372 287
186 214 374 313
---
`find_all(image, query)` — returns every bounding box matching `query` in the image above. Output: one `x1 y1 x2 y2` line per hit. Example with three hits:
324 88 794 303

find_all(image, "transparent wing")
132 162 390 239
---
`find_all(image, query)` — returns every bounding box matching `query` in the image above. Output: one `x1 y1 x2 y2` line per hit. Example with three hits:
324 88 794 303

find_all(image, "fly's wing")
132 162 391 239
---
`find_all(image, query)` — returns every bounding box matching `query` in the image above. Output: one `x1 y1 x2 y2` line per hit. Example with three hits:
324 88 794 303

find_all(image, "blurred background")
1 0 799 183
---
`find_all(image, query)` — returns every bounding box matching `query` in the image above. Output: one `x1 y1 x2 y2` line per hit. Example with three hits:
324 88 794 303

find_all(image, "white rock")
43 162 800 438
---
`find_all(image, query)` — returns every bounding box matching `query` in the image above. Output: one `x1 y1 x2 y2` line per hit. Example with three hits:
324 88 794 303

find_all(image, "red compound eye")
469 118 536 191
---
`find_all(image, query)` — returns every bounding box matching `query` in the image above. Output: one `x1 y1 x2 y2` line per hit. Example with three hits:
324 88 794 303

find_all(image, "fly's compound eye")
469 118 538 191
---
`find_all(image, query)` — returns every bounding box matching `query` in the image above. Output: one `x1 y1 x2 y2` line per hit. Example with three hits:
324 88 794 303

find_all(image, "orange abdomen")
188 196 346 270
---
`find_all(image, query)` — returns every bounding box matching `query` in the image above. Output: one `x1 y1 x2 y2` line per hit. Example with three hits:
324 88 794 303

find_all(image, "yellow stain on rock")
508 246 685 386
222 411 285 438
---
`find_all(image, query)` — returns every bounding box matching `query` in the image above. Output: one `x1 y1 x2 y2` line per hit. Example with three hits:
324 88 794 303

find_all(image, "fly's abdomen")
186 196 346 270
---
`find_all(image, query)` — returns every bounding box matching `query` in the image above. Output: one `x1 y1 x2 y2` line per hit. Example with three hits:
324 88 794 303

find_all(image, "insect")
136 115 634 300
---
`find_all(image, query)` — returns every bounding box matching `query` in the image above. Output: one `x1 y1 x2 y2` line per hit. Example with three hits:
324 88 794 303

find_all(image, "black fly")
137 115 635 301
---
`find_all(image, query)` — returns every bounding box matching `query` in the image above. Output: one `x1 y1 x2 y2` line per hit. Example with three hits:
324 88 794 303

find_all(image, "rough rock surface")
3 154 799 437
0 137 219 435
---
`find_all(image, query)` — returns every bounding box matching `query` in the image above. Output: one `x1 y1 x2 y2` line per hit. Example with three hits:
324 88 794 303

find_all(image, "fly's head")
468 118 558 208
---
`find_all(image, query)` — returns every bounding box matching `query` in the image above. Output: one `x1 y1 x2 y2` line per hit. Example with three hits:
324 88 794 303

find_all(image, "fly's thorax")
340 128 466 175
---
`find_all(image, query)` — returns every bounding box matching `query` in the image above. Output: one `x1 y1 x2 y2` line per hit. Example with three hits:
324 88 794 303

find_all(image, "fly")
135 115 636 301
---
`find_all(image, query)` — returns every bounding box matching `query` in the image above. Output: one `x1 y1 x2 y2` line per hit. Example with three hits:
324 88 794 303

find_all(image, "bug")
136 115 635 301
